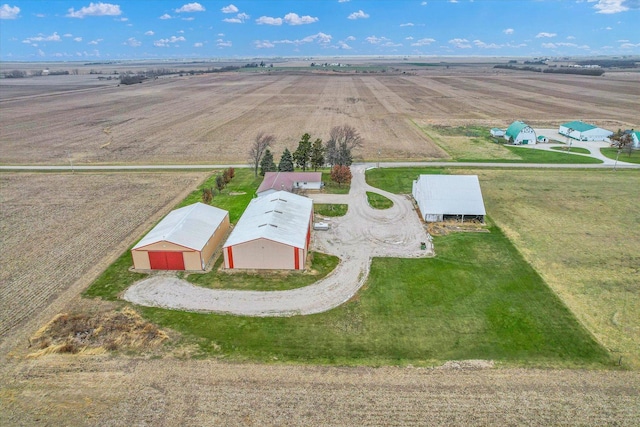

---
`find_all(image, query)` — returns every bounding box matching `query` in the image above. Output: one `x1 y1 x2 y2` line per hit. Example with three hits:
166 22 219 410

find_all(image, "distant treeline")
575 59 638 68
494 64 605 76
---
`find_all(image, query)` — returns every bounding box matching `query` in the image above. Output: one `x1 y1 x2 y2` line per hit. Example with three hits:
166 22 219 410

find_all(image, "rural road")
123 164 434 316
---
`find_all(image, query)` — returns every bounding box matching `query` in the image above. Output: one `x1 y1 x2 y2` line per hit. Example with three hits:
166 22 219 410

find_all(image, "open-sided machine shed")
131 202 230 271
223 191 313 270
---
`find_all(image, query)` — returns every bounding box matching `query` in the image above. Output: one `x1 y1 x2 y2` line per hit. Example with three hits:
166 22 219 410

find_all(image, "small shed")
537 135 549 143
504 121 536 145
490 128 505 137
257 171 322 197
131 203 230 271
559 121 613 141
412 175 486 223
223 191 313 270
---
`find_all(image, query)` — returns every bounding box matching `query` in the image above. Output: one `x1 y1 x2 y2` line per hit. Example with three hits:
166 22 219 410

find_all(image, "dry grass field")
476 169 640 368
0 172 206 339
1 66 638 165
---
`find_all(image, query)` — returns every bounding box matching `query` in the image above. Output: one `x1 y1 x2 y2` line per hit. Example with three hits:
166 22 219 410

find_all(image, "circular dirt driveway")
123 164 433 316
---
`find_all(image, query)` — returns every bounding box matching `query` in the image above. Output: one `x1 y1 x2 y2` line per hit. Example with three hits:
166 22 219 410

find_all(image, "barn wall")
200 214 230 268
131 250 151 270
227 239 298 270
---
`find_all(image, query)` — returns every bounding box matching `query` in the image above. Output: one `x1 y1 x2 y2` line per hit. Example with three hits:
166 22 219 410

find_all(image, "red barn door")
149 251 185 270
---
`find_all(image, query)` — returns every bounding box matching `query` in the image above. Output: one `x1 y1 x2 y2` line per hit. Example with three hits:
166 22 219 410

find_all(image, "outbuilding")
412 175 486 223
630 130 640 148
257 171 322 197
223 191 313 270
559 121 613 141
490 128 505 137
537 135 549 143
504 121 536 145
131 203 230 271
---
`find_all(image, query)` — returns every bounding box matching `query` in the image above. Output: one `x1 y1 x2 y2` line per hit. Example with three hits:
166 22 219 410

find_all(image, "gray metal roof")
224 191 313 249
133 202 228 251
413 175 486 216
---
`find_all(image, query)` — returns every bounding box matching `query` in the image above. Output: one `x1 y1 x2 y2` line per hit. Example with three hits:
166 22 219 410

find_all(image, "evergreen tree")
259 149 277 176
325 138 337 166
278 148 294 172
310 138 325 171
293 133 312 171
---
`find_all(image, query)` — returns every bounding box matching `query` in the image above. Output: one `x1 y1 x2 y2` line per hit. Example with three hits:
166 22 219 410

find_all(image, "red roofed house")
256 171 322 197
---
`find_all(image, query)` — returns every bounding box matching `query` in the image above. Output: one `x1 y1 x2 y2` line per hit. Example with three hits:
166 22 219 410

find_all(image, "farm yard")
1 65 639 165
1 61 640 425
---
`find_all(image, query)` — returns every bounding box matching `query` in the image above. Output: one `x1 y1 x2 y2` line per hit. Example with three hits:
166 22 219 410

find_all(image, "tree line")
248 124 362 186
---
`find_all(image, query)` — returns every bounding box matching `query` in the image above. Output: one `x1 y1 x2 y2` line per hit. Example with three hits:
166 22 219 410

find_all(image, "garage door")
148 251 185 270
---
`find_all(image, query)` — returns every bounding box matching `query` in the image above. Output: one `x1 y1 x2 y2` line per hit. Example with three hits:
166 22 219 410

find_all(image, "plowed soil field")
2 69 638 165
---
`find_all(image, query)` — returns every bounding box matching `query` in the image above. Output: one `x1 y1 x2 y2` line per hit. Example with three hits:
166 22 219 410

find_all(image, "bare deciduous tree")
328 125 363 166
248 132 276 176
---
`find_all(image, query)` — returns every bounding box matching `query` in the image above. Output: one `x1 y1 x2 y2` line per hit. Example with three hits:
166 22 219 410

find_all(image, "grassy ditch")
550 146 591 155
366 192 393 209
138 223 611 367
600 147 640 164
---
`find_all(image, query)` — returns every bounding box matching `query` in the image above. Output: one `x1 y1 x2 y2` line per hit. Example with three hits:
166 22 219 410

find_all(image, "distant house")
490 128 505 137
628 130 640 148
558 121 613 141
537 135 549 143
412 175 486 223
131 203 230 271
223 191 313 270
257 171 322 197
504 121 537 145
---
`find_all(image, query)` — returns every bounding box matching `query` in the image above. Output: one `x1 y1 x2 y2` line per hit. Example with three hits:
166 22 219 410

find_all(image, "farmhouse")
504 121 536 145
223 191 313 270
559 121 613 141
629 130 640 148
412 175 486 223
490 128 505 137
131 203 230 271
257 171 322 197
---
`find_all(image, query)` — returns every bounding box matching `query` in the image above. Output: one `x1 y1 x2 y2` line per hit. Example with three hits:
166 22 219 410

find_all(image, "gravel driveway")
123 165 433 315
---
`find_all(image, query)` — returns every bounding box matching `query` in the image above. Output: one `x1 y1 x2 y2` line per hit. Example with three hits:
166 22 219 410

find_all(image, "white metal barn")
490 128 505 137
504 121 536 145
131 203 230 271
558 121 613 141
412 175 486 223
223 191 313 270
257 172 322 197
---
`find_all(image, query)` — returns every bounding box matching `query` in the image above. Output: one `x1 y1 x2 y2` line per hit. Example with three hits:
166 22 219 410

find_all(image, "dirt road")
123 165 434 315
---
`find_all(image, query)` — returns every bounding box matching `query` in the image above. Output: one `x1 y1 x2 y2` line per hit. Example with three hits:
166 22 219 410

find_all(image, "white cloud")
536 32 557 38
365 35 387 44
88 38 103 45
284 13 318 25
224 12 249 23
117 17 128 21
474 39 501 49
159 13 171 19
411 37 435 46
254 40 275 49
74 37 83 42
23 32 62 43
449 0 459 3
67 2 122 18
145 30 154 36
338 0 351 3
217 39 232 47
567 35 576 40
620 42 640 48
336 41 352 49
154 35 186 47
194 42 203 47
348 10 369 19
400 22 414 27
175 2 205 13
541 42 557 48
592 0 639 14
503 28 514 35
63 33 73 37
449 38 471 48
405 36 414 40
345 36 356 41
421 1 427 5
221 4 238 13
0 4 20 19
605 26 613 30
256 15 282 25
124 37 141 47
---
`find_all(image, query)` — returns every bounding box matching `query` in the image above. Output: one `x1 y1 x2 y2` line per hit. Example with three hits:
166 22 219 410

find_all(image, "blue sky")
1 1 639 61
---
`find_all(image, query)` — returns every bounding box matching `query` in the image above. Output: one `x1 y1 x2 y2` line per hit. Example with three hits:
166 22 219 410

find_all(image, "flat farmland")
1 68 638 165
0 172 206 338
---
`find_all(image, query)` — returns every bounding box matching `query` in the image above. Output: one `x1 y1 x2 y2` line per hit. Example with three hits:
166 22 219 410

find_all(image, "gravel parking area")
123 165 434 315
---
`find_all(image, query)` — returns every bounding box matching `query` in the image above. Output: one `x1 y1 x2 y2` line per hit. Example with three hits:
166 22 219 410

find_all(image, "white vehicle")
313 222 329 231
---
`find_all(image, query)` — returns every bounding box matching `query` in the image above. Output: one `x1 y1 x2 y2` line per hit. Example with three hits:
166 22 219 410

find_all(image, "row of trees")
201 167 235 204
249 125 363 177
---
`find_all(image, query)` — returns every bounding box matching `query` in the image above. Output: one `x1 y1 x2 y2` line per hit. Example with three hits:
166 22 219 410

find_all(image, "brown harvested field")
1 356 639 426
0 172 206 339
1 67 638 165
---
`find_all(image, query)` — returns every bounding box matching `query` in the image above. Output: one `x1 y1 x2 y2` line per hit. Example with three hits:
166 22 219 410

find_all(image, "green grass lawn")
314 204 348 217
366 167 447 194
550 146 591 155
321 170 351 194
366 192 393 209
600 147 640 164
137 223 610 367
186 252 339 291
464 146 603 164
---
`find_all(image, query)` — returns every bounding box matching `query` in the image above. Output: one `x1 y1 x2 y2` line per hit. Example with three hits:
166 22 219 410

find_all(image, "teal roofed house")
632 131 640 148
559 121 613 141
504 121 536 145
